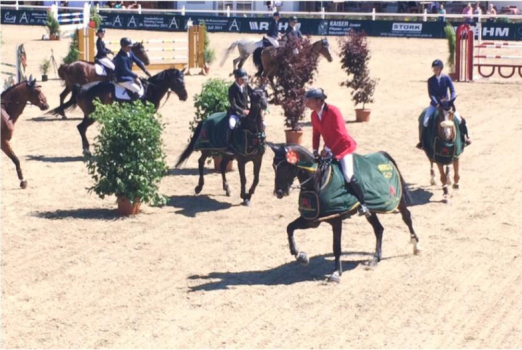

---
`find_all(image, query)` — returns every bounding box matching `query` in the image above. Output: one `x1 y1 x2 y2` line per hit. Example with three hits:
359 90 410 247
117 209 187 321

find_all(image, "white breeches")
229 114 240 129
266 36 280 48
118 80 144 96
98 57 115 70
423 105 461 127
339 153 355 183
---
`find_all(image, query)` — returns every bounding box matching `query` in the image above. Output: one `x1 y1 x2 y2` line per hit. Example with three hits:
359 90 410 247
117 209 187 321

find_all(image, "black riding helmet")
273 11 280 17
234 68 248 80
97 28 106 35
305 88 327 100
120 37 132 47
290 16 298 22
432 59 444 69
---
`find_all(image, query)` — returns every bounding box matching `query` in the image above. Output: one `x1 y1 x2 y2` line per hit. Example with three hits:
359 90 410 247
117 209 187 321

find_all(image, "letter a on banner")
19 12 28 24
229 19 240 32
169 17 179 29
113 15 122 27
127 16 138 27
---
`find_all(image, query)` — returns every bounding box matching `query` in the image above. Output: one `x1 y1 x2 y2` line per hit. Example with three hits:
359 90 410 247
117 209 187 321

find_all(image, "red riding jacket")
312 103 357 160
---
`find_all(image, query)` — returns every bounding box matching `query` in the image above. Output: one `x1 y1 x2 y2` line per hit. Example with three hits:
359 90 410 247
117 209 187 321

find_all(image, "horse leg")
244 156 262 206
452 159 460 190
77 116 95 154
232 57 241 74
437 163 450 203
365 213 384 267
398 199 421 255
58 86 71 119
328 218 343 283
220 155 232 197
286 216 320 265
445 165 452 186
195 152 208 194
1 140 27 189
430 161 436 186
237 160 249 206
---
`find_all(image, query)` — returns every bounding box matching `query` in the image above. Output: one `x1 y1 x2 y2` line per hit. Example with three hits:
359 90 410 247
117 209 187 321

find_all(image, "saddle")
112 81 145 102
94 59 114 80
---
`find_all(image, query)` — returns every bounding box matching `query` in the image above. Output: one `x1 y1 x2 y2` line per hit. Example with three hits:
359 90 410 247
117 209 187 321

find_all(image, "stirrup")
358 205 371 217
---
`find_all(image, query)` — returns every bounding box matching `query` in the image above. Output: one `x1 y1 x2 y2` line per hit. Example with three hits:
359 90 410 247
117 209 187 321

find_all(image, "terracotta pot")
213 156 234 172
41 75 48 82
117 196 141 216
89 20 96 28
285 129 303 145
204 63 210 75
355 109 371 122
49 34 60 41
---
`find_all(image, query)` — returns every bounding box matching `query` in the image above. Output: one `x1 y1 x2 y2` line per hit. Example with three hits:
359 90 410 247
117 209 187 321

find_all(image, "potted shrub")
201 22 214 75
40 58 50 82
45 11 61 40
86 100 168 216
275 36 320 144
444 23 457 80
191 78 234 171
339 30 377 122
89 5 102 29
63 31 79 64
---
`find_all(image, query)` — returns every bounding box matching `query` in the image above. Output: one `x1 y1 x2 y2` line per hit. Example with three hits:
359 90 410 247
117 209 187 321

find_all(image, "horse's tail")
379 151 414 207
253 47 263 77
220 41 239 67
47 83 80 116
175 122 203 168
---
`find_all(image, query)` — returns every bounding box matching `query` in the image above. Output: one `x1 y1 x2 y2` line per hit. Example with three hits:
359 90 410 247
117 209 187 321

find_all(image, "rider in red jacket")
306 88 370 217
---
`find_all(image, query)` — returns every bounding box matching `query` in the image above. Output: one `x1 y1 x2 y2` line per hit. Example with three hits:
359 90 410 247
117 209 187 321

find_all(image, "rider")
283 16 303 40
417 59 471 149
265 11 282 48
113 37 151 100
305 88 371 217
226 68 253 152
95 28 115 77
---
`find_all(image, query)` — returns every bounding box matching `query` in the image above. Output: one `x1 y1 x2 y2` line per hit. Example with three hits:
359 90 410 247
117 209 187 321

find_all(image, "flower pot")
355 109 371 122
203 63 210 75
89 20 96 28
49 34 60 41
285 129 303 145
41 74 48 82
213 156 233 172
117 196 141 216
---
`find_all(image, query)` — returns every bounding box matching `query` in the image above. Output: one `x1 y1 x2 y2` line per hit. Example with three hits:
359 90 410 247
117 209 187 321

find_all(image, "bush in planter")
444 23 456 71
86 100 168 210
190 78 230 133
63 31 79 64
339 30 377 111
40 58 50 81
275 36 320 131
90 6 102 29
45 11 60 38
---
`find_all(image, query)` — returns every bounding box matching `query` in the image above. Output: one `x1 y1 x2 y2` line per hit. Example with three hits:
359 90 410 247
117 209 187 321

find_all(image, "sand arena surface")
1 25 522 348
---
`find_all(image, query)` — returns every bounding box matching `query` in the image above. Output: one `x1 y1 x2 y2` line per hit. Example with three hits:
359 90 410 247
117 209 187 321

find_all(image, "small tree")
90 6 102 30
339 30 377 110
190 78 230 132
40 58 50 75
444 23 456 71
275 36 320 130
200 22 216 65
86 100 168 208
45 11 60 36
63 31 79 64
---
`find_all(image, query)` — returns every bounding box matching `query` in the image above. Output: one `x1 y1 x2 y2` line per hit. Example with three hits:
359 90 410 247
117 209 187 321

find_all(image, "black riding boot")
106 68 115 82
460 118 471 146
417 126 427 149
348 176 371 217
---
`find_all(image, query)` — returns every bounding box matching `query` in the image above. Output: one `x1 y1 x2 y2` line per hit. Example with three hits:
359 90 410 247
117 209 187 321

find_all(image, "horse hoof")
82 149 91 157
242 199 250 207
413 243 422 255
195 186 202 195
443 197 451 204
226 191 231 197
20 180 28 189
296 251 309 265
430 178 436 186
61 115 68 120
453 183 460 190
366 258 379 269
328 271 341 283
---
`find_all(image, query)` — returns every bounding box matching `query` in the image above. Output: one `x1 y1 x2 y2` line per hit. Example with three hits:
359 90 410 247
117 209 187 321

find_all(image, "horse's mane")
149 68 180 82
1 81 26 97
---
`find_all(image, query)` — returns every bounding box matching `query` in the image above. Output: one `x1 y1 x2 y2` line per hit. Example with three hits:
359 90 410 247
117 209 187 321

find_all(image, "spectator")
438 4 446 22
473 3 482 24
430 1 439 14
486 3 497 23
128 1 139 9
462 3 473 23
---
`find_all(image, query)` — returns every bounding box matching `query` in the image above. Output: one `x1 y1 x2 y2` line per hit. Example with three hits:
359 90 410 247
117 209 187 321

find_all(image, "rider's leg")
118 80 142 99
340 154 371 217
454 111 471 145
266 36 279 48
99 57 115 79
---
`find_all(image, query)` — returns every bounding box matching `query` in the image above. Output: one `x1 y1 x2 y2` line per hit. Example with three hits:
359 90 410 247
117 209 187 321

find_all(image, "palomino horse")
47 69 187 152
1 77 49 188
253 37 333 99
52 43 150 119
268 144 421 283
175 88 268 206
220 38 263 75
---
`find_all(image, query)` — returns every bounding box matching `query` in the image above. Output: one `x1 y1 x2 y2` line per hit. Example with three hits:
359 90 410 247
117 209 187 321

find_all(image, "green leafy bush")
45 11 60 36
444 23 456 70
86 100 168 206
190 78 230 132
63 31 79 64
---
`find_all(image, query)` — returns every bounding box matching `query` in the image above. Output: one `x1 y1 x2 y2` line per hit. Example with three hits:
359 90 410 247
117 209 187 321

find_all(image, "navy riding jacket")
113 49 147 82
95 38 113 59
427 74 456 106
267 19 280 38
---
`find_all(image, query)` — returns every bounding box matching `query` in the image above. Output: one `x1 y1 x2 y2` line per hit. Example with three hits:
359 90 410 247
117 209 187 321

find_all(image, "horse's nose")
276 190 284 199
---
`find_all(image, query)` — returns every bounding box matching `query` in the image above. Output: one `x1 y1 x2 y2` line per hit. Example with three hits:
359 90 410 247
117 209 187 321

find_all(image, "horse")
268 144 421 283
252 37 333 98
420 98 465 203
47 68 187 152
175 88 268 206
220 38 263 76
1 77 49 189
52 43 150 119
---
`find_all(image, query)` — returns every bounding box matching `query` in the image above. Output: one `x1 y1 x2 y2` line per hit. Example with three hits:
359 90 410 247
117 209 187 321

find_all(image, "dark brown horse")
175 88 268 206
1 77 49 188
253 38 333 98
53 43 150 119
47 68 187 153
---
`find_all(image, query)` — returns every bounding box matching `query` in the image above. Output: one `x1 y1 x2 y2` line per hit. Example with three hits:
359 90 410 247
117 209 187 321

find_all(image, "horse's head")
153 68 188 101
313 37 333 62
132 42 150 65
245 85 268 132
436 97 457 141
26 76 49 111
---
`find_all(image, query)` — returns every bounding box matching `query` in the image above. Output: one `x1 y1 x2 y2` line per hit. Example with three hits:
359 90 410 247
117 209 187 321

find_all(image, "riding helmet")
273 11 280 17
233 68 248 79
432 59 444 69
97 28 106 34
120 37 132 47
290 16 298 22
305 88 327 100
